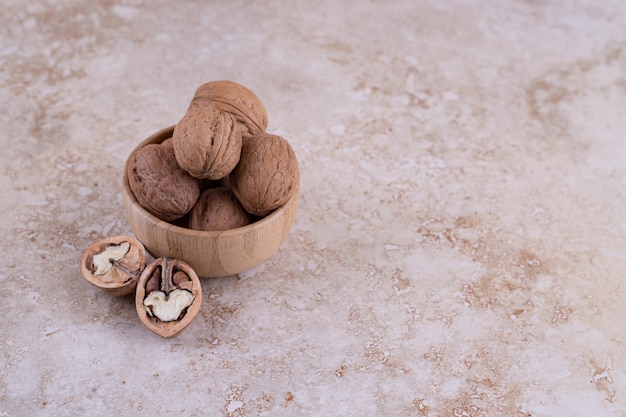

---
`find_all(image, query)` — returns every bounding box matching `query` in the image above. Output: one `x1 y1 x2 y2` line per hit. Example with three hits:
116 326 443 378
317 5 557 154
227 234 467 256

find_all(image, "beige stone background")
1 0 626 416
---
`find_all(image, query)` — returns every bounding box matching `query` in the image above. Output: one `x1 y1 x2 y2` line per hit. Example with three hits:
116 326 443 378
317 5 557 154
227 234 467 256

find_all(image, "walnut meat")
172 103 242 180
135 257 202 338
127 142 200 221
189 187 252 231
230 133 299 217
191 80 268 138
80 235 147 297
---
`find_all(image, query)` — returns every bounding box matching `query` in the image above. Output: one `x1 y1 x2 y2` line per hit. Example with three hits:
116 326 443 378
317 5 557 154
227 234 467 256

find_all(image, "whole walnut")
172 103 242 180
127 142 200 221
230 133 299 217
191 80 268 138
189 187 252 231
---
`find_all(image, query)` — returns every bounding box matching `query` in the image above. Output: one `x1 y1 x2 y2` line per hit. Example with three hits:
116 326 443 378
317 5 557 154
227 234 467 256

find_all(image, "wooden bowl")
121 126 299 278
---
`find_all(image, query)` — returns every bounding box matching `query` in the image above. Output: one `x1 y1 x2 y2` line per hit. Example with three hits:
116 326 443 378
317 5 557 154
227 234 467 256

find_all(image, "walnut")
80 235 147 296
191 80 268 138
127 141 200 221
189 187 252 231
172 103 242 180
161 137 173 148
135 257 202 338
229 133 299 217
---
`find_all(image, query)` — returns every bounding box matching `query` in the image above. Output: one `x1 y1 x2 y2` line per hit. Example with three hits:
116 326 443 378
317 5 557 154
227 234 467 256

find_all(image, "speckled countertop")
2 1 626 416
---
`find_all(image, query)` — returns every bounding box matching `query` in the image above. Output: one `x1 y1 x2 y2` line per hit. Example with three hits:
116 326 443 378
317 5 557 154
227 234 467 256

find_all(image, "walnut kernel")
135 257 202 338
81 235 146 296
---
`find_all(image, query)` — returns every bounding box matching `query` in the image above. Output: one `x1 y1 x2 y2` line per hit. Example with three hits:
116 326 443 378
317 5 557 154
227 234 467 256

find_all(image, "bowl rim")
122 125 300 238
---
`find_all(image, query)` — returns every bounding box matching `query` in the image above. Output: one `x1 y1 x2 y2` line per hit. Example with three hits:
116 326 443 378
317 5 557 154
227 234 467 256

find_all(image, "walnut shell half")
135 257 202 338
230 133 299 217
172 103 243 180
80 235 146 296
191 80 268 138
127 141 200 222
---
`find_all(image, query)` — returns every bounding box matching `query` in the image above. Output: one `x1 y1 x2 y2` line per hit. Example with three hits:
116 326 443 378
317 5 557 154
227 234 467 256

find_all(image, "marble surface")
2 0 626 415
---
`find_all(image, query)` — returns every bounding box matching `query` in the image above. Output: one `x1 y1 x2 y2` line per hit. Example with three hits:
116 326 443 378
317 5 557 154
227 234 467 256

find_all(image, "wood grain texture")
122 126 299 278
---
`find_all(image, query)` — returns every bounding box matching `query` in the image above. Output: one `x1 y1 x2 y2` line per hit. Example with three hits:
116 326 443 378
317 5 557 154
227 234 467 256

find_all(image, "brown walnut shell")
172 103 243 180
80 235 146 297
189 187 252 231
135 257 202 338
230 133 299 217
191 80 268 138
127 142 200 222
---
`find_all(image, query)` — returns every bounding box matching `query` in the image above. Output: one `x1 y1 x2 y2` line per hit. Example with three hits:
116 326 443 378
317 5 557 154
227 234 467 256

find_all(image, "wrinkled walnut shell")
80 235 146 297
127 142 200 222
230 133 299 217
172 103 242 180
135 257 202 338
189 187 252 231
191 80 268 139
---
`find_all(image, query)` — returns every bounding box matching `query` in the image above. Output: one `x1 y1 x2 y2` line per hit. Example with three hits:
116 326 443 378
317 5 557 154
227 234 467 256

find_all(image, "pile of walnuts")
127 81 299 230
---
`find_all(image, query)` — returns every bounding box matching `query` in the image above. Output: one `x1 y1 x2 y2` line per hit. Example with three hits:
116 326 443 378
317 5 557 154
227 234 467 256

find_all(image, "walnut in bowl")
121 126 299 278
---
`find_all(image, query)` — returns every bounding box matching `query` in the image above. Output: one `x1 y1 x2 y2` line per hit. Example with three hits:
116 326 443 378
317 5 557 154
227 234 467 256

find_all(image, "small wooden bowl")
121 126 299 278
